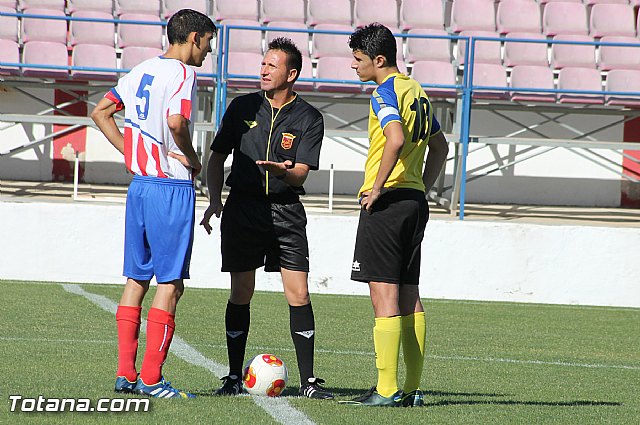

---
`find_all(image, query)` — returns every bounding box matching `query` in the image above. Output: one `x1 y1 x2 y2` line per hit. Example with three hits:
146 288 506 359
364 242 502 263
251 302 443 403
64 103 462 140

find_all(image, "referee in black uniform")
201 37 333 399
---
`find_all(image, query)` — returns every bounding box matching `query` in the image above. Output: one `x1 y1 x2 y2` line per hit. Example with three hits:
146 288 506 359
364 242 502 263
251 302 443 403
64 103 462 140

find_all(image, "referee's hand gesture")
200 200 223 235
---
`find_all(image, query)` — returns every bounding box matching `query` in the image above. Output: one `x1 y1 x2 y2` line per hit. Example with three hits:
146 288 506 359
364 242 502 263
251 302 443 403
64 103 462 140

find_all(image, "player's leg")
399 285 426 407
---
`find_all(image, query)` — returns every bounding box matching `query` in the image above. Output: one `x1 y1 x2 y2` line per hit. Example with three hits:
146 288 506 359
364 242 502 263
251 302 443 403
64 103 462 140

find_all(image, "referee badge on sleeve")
281 133 296 150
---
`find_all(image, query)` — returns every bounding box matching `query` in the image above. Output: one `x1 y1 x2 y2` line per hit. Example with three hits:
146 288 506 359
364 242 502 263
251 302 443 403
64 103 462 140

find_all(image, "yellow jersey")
359 72 442 197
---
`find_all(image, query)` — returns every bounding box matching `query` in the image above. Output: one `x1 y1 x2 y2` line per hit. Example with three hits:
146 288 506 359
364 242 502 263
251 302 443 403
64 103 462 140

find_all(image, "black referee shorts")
351 188 428 285
220 192 309 273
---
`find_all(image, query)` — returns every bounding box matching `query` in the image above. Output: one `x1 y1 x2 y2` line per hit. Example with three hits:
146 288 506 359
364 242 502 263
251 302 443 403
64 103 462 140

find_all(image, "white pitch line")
61 284 315 425
3 335 640 372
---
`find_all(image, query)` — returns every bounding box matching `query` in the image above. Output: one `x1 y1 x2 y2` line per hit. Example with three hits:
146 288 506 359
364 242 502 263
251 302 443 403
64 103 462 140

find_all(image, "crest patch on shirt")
281 133 296 150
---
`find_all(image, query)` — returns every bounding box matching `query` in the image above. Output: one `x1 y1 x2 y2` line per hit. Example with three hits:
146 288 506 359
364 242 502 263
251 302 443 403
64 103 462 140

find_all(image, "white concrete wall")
1 200 638 308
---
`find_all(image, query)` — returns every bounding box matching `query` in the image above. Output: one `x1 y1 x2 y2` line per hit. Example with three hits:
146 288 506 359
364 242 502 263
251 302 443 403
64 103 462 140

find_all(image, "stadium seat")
294 55 314 91
405 29 451 63
117 13 162 49
503 33 549 67
0 1 16 8
114 0 160 17
67 0 114 15
589 4 636 38
261 0 305 24
584 0 630 6
0 39 19 75
70 11 115 46
120 45 162 70
510 65 556 102
456 31 502 65
22 40 69 78
496 0 542 35
410 60 457 98
266 21 310 56
0 6 19 43
400 0 444 31
222 19 263 54
550 35 596 69
542 2 588 36
71 43 117 80
557 67 603 104
353 0 399 29
315 56 362 93
538 0 582 3
214 0 258 21
605 69 640 106
18 0 65 11
449 0 496 33
312 24 353 58
225 51 262 88
471 63 508 99
22 8 67 44
162 0 207 19
598 36 640 71
307 0 351 26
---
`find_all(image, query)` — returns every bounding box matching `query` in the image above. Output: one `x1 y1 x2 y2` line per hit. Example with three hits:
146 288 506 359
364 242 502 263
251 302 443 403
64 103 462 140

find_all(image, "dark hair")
267 37 303 82
167 9 216 45
348 23 397 66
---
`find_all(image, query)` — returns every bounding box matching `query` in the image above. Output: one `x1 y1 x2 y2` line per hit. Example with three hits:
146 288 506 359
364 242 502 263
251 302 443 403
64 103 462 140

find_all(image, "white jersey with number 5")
105 56 197 180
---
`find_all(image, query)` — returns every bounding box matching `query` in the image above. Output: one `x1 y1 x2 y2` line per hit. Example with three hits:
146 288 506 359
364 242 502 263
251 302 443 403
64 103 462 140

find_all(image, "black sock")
225 301 250 378
289 303 315 384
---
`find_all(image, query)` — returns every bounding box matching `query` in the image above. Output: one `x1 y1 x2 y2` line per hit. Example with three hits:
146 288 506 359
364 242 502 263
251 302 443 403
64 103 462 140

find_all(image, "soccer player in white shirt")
91 9 215 399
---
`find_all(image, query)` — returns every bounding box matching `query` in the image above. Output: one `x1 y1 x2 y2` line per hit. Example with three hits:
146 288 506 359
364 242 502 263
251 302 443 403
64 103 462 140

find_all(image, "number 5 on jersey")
136 74 155 120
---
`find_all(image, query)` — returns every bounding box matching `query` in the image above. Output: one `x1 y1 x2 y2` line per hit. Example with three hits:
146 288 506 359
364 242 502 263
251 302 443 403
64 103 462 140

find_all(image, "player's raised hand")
255 159 293 176
200 200 223 235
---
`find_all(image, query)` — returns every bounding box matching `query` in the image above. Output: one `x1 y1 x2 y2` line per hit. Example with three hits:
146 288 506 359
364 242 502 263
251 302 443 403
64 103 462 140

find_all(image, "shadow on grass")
427 399 622 407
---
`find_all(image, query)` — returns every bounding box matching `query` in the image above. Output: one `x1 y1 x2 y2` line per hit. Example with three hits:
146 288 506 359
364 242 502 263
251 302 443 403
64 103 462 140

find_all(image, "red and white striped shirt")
105 56 197 179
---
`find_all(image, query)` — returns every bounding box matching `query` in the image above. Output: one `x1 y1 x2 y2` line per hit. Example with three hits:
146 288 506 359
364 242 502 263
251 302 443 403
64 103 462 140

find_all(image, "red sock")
140 308 175 385
115 305 142 382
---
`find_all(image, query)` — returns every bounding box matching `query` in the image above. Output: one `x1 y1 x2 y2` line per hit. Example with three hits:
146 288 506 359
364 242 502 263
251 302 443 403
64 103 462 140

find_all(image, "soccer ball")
243 354 288 397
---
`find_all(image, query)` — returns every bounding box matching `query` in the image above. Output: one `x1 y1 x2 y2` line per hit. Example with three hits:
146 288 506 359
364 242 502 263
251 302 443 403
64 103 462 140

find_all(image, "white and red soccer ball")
243 354 288 397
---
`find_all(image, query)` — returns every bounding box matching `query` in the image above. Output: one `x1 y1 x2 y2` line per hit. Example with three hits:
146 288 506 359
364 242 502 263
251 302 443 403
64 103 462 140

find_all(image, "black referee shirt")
211 91 324 198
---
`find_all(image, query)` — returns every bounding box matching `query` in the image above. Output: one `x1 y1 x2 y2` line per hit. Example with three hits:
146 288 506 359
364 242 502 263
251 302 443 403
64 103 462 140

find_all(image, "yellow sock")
401 312 426 393
373 316 401 398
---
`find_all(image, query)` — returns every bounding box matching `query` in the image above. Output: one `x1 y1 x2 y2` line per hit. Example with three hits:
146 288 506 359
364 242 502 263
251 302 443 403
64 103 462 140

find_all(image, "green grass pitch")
1 280 638 424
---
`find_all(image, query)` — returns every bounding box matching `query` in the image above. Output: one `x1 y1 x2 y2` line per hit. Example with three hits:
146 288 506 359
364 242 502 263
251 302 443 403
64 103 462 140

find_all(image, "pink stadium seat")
542 2 588 36
539 0 582 3
471 63 508 99
550 35 596 69
400 0 444 31
222 19 263 54
70 11 115 46
450 0 496 33
510 65 556 102
294 55 314 91
19 0 65 11
117 13 162 49
163 0 207 19
114 0 160 17
0 1 16 8
0 39 19 75
120 46 162 70
503 33 548 67
557 67 603 103
266 21 310 56
312 24 353 58
214 0 258 21
589 4 635 38
353 0 399 29
584 0 630 6
71 43 117 80
457 31 502 65
405 29 451 63
67 0 114 14
22 40 69 78
261 0 305 24
315 56 362 93
0 6 19 42
226 51 262 88
22 8 67 44
598 36 640 71
307 0 351 26
496 0 542 35
410 60 457 98
605 69 640 106
191 53 216 86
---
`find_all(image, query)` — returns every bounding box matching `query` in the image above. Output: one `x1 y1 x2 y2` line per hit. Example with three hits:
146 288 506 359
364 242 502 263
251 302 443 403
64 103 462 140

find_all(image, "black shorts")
351 189 429 285
220 192 309 273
